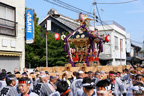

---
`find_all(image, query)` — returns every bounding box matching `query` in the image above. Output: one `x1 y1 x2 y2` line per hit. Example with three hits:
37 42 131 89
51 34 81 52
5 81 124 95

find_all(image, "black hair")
7 72 12 75
15 71 20 74
117 72 121 74
135 74 144 80
96 79 110 87
134 82 144 86
82 77 94 90
6 74 16 85
73 71 77 76
85 72 88 74
35 70 39 72
22 72 28 76
123 69 125 73
0 73 7 80
57 81 69 94
124 69 129 73
2 69 7 73
88 71 93 74
109 71 115 74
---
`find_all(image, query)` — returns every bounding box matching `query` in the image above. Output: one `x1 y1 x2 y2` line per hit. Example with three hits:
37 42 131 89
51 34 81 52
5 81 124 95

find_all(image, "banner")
26 9 35 44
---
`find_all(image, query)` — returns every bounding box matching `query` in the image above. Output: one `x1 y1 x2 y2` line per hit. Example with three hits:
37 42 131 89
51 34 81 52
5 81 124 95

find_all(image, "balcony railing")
97 20 125 31
0 18 17 36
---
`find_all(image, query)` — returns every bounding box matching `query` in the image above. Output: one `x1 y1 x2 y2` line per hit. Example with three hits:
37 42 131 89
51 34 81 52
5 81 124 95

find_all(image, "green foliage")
47 32 68 66
25 9 68 68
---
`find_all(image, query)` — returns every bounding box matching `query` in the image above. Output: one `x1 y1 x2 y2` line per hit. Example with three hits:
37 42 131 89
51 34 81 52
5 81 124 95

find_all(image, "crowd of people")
0 65 144 96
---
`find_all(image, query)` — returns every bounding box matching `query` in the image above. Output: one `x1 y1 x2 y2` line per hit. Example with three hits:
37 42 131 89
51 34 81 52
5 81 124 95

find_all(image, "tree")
47 32 68 66
25 9 68 68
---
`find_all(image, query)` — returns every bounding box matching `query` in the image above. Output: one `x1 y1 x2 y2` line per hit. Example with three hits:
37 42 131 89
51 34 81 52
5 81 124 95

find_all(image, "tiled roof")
54 14 79 30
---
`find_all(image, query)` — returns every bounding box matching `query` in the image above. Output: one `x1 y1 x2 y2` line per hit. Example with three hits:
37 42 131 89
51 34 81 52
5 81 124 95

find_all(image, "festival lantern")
71 48 75 54
55 33 60 40
105 35 110 42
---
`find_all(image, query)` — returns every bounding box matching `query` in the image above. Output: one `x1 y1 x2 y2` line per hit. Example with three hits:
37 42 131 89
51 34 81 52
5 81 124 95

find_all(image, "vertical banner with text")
26 9 35 44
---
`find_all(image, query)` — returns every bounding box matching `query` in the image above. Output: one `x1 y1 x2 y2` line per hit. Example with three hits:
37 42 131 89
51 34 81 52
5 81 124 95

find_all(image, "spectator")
82 77 96 96
0 74 18 96
47 76 58 92
96 79 112 96
14 68 19 74
0 73 7 91
34 71 52 96
23 68 28 74
50 81 70 96
62 73 71 87
18 77 38 96
88 71 93 80
69 71 85 96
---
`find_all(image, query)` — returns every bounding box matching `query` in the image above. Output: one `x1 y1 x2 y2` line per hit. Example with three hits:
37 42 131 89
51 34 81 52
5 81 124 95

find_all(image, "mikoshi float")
59 13 110 67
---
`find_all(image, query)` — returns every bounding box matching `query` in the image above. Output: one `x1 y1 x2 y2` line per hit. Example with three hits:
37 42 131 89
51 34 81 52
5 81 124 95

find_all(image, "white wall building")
90 21 126 66
0 0 25 72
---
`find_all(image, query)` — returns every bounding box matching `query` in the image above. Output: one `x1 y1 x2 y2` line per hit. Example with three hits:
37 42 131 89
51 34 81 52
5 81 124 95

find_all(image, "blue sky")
26 0 144 47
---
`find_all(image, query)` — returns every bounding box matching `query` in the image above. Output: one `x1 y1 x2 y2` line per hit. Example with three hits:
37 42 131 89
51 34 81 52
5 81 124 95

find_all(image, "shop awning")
0 51 22 56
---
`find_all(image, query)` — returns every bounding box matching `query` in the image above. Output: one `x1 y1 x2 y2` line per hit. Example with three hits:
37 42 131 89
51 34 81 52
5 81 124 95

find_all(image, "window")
0 3 16 36
115 36 118 50
120 39 123 51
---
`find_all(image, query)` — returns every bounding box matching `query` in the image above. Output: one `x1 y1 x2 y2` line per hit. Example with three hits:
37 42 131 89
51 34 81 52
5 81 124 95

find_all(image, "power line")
44 0 94 18
53 0 93 15
95 2 107 34
97 0 138 4
44 0 112 29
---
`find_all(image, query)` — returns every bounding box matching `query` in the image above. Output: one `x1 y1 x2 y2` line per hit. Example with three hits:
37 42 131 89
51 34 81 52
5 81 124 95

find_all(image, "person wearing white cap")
34 71 52 96
69 70 85 96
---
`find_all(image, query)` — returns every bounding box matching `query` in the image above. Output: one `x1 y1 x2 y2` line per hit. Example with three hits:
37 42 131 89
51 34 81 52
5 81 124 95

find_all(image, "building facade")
0 0 25 72
39 9 79 35
90 21 126 66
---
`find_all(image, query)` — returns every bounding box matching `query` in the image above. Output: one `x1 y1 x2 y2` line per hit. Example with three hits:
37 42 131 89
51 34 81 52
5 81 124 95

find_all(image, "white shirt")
0 80 7 91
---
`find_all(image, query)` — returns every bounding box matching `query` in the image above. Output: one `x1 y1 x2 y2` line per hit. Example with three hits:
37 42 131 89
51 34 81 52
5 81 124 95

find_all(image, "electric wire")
44 0 94 18
43 0 142 45
53 0 93 15
97 0 137 4
95 2 107 35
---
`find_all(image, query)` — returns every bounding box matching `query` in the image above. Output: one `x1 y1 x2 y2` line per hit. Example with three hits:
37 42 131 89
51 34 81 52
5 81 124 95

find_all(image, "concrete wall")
0 0 25 72
89 23 126 65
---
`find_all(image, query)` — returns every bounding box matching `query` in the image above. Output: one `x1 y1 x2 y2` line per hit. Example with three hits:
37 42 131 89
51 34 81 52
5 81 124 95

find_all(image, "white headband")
133 86 144 91
39 75 47 78
82 82 95 87
78 71 84 74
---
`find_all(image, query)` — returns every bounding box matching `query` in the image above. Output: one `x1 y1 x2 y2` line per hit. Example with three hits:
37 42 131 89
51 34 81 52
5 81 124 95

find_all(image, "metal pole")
46 19 48 67
93 0 96 30
120 40 122 65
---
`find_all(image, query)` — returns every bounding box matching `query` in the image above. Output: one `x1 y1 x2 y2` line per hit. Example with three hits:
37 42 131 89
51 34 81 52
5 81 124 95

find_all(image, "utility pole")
46 18 48 67
93 0 96 30
93 0 97 49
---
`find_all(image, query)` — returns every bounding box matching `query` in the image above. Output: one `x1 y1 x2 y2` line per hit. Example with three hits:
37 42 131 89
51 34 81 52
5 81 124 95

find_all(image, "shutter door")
0 56 20 72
